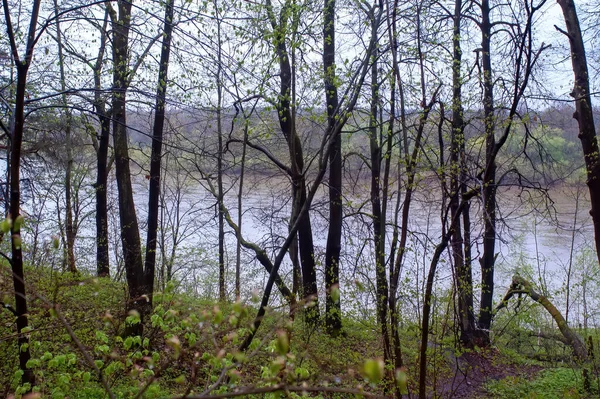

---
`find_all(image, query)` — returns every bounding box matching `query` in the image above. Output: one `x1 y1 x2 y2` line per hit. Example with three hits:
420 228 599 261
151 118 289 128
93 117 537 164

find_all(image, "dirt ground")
435 348 544 398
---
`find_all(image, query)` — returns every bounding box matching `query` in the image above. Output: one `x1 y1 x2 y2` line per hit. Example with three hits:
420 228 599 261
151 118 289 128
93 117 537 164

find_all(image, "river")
19 164 599 328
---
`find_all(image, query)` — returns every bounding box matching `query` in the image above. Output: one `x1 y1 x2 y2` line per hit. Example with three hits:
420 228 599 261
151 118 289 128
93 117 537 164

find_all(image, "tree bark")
235 114 248 301
419 201 467 399
324 0 342 336
478 0 496 338
144 0 175 306
450 0 476 347
369 44 392 364
53 0 77 274
557 0 600 265
214 0 226 303
386 0 406 381
109 1 146 331
95 102 111 277
93 9 111 278
2 0 42 387
266 0 319 325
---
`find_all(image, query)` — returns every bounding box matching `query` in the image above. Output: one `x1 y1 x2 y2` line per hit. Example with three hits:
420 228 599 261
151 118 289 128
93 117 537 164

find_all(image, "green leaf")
295 367 309 380
124 336 134 350
96 331 109 344
396 367 408 394
275 330 289 355
363 358 384 384
0 217 12 233
331 284 340 303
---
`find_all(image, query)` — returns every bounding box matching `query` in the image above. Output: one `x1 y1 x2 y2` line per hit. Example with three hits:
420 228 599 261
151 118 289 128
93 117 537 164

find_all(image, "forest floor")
1 267 597 398
436 348 544 398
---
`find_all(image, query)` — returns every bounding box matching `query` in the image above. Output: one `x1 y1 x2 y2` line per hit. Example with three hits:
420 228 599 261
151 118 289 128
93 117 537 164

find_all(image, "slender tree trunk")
160 175 167 290
266 0 319 325
390 3 440 372
2 0 41 387
144 0 174 306
93 10 111 277
109 1 146 331
324 0 342 336
478 0 496 338
53 0 77 274
236 117 248 301
95 110 111 277
289 229 301 296
369 39 391 362
10 63 35 389
386 0 406 380
419 202 467 399
566 186 580 324
214 0 226 302
238 0 378 351
557 0 600 265
4 58 12 217
450 0 476 347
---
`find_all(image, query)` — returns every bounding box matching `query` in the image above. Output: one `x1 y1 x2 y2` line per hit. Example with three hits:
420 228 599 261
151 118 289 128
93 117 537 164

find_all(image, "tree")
323 0 342 336
476 0 497 337
449 0 477 347
144 0 175 305
91 8 112 278
463 0 550 341
265 0 320 324
496 275 588 360
53 0 77 274
108 0 146 328
368 12 391 363
556 0 600 266
213 0 227 302
2 0 42 387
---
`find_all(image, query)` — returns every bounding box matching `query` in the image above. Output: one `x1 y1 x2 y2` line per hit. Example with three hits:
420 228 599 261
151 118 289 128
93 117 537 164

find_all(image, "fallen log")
495 275 587 360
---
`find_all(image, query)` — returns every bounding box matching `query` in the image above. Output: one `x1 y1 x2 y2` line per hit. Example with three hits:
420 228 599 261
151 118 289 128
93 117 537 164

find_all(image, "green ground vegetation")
1 264 599 398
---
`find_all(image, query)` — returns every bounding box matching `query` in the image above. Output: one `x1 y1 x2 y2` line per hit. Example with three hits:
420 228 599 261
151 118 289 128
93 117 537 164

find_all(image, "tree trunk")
235 116 249 301
496 276 588 360
2 0 42 387
419 202 467 399
109 1 146 332
557 0 600 265
144 0 174 306
53 0 77 274
324 0 342 336
450 0 476 347
389 4 440 373
369 42 391 363
95 106 111 277
386 0 406 381
214 0 226 303
266 0 319 325
93 9 111 278
478 0 496 339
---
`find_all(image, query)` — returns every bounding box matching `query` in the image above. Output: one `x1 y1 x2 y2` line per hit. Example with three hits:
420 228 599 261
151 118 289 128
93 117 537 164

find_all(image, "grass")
486 368 599 399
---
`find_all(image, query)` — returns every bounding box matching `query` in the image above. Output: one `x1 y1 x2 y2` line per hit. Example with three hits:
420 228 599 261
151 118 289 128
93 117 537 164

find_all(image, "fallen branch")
495 275 587 360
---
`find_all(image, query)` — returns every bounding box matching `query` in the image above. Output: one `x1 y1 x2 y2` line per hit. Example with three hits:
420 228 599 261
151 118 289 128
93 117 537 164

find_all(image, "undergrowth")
2 264 599 398
486 368 599 399
1 266 391 398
